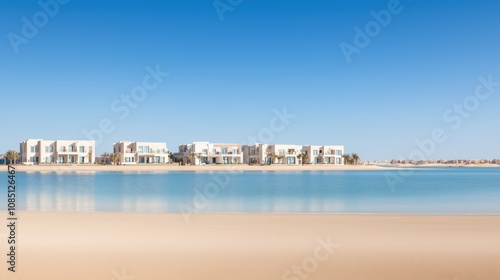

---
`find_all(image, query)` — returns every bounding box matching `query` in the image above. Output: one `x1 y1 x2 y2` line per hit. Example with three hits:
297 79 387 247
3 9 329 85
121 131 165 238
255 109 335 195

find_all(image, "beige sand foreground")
0 164 393 173
1 213 499 279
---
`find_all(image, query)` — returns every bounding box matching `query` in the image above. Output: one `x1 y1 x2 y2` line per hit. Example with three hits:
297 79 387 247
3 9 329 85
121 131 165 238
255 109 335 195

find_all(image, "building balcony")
58 150 80 154
137 150 168 155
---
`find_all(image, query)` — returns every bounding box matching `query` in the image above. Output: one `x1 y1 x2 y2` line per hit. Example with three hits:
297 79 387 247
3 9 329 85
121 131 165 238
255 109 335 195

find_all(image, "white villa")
113 141 169 164
176 142 243 165
243 144 302 165
302 145 344 165
243 143 269 165
16 139 344 166
243 144 344 165
20 139 96 165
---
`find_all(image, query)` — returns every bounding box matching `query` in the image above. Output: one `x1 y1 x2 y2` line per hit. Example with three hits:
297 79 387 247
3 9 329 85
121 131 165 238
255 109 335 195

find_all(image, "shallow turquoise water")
1 168 499 213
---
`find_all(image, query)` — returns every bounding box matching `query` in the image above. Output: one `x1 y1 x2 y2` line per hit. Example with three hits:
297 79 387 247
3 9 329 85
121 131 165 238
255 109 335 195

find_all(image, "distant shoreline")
0 163 499 173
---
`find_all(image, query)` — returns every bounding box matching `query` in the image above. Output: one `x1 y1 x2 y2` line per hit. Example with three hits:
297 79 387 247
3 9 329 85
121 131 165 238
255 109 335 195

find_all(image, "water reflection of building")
121 197 167 212
26 174 96 212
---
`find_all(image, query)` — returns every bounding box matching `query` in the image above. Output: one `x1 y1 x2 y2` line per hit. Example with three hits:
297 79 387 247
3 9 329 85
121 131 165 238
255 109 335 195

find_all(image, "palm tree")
188 152 196 165
342 154 352 165
5 150 20 165
267 153 278 165
87 149 93 164
297 153 309 165
168 152 174 163
110 153 119 165
351 153 360 165
278 154 285 164
101 152 110 165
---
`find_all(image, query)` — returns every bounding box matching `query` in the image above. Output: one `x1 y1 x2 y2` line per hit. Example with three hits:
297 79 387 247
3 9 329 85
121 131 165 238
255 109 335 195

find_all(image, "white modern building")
243 144 303 165
243 144 344 165
302 145 344 165
176 142 243 165
113 141 169 164
20 139 96 165
243 143 269 165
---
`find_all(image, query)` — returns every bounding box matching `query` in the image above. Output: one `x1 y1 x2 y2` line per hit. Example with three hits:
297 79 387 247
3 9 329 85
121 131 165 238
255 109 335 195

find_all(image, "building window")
30 146 36 153
79 146 85 153
212 149 216 154
233 148 238 154
313 150 318 156
222 148 228 155
80 157 85 163
138 146 144 153
202 149 208 154
125 157 134 163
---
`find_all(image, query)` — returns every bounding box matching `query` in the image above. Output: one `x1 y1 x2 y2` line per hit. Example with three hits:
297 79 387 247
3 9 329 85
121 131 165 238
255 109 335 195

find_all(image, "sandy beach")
0 212 498 279
1 163 498 173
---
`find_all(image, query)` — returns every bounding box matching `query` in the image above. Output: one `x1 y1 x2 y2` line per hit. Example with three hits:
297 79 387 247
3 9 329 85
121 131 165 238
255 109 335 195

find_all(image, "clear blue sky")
1 0 499 160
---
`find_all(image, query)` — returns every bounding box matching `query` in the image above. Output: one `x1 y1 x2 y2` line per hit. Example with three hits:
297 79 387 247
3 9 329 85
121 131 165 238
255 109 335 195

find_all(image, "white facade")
243 144 302 165
243 144 344 165
20 139 96 164
113 141 169 164
177 142 243 165
302 145 344 165
243 143 269 165
268 144 303 165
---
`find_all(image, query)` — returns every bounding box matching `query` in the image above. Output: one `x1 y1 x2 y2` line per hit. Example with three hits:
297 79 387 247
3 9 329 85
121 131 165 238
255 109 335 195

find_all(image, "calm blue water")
1 168 499 213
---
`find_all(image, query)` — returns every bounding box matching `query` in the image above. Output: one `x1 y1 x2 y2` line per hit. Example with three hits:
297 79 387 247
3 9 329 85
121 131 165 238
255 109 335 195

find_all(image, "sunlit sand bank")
1 212 499 279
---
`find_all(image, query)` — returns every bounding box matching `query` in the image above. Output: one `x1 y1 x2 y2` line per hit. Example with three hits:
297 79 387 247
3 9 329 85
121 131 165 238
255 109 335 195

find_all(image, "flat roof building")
20 139 95 165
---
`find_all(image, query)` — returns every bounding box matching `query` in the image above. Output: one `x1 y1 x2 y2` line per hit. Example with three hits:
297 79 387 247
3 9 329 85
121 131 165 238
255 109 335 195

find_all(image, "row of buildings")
16 139 345 165
177 142 344 165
